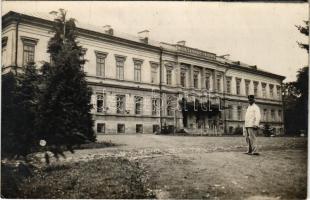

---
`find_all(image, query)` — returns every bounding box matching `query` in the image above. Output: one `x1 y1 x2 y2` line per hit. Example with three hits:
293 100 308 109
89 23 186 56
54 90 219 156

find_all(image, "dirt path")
35 135 307 199
96 135 307 199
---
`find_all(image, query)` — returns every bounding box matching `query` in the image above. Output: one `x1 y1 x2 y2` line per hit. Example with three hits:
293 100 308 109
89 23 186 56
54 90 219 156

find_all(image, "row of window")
96 93 174 116
96 92 283 121
172 68 281 100
97 53 159 83
226 106 282 122
15 36 281 99
97 123 160 134
226 77 281 99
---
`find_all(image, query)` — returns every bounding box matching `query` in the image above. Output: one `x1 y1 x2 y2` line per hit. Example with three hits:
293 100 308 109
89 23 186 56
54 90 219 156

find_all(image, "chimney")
103 25 113 35
177 40 186 46
233 61 240 65
250 65 257 70
138 30 149 44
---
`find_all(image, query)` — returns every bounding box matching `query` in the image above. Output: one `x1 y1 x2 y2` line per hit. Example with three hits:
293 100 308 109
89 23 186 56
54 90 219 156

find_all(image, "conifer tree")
2 71 18 157
2 62 40 158
37 9 95 157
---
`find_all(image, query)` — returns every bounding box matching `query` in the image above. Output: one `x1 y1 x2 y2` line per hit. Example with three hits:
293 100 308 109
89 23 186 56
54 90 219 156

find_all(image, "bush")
233 126 243 135
262 124 274 137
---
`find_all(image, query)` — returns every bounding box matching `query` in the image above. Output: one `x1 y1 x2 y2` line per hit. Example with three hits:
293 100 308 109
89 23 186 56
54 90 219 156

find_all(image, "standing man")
244 95 261 155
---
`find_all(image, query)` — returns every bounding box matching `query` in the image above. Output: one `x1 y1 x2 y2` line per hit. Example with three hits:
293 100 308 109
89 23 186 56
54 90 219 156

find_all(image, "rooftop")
2 10 285 80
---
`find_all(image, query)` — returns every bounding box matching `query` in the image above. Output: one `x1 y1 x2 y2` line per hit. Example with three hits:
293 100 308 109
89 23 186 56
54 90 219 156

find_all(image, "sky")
2 1 308 82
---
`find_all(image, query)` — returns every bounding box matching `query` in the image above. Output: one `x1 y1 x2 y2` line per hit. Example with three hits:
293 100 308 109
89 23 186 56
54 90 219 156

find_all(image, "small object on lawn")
40 139 47 146
300 133 305 137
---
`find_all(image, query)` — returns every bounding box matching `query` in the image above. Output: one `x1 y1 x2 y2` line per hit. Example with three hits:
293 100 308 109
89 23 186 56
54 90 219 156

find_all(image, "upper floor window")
278 110 282 121
2 37 8 67
205 72 211 90
116 95 125 114
95 51 108 77
166 96 174 116
263 109 268 121
262 83 267 98
237 106 242 121
21 37 38 66
236 78 241 95
193 71 199 88
269 84 274 98
271 110 275 121
150 62 158 84
226 77 232 94
80 48 87 69
133 58 143 82
166 68 172 85
276 85 281 98
253 81 259 97
152 98 159 116
180 70 186 87
245 80 250 96
96 93 105 113
115 55 126 80
227 105 233 119
216 74 222 92
135 96 143 115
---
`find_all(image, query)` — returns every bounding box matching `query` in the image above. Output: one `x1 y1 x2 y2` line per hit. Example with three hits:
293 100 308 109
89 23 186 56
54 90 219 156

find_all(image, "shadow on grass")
1 157 155 199
74 141 119 150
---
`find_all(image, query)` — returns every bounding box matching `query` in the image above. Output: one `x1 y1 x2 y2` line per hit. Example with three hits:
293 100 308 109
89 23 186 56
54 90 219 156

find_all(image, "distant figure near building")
244 95 261 155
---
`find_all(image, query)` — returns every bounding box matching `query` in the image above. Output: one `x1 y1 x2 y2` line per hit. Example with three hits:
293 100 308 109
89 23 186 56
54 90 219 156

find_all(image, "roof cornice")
2 11 286 81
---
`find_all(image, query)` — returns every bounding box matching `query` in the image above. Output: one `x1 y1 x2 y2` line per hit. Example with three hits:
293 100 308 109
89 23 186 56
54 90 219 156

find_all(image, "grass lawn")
1 157 155 199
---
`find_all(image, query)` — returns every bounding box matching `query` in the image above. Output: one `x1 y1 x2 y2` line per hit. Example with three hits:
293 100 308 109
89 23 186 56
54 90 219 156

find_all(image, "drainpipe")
223 63 231 135
281 82 286 134
14 14 21 74
159 47 163 133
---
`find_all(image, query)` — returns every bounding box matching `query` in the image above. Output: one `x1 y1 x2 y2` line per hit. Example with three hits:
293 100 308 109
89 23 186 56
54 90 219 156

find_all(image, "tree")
37 9 95 158
283 21 309 134
296 21 309 53
2 63 40 158
2 71 18 157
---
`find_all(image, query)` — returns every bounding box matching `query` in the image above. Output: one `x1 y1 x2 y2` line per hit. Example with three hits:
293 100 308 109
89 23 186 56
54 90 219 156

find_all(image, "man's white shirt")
244 103 261 128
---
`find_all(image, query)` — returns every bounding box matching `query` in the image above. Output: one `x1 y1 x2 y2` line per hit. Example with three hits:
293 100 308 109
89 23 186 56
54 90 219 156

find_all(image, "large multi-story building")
2 11 285 135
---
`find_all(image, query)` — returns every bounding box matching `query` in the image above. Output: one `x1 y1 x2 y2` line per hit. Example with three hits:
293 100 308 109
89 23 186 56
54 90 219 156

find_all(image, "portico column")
162 63 166 84
189 64 194 88
213 69 217 92
201 67 206 90
175 61 181 87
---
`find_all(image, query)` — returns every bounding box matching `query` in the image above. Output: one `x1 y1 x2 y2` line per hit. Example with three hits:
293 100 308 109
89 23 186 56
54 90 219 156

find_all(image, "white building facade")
2 11 285 135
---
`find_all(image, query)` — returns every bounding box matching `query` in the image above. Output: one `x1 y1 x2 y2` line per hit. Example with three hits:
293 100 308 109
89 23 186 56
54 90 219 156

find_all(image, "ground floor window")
97 123 105 134
136 124 143 133
153 124 160 133
117 124 125 133
229 126 234 134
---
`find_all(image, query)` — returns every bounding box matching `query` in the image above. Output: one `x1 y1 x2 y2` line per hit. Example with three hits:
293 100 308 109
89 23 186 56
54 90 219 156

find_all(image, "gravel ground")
2 135 307 199
95 135 307 200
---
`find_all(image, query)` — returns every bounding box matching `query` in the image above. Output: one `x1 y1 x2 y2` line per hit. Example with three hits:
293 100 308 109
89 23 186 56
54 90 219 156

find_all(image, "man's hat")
248 95 255 100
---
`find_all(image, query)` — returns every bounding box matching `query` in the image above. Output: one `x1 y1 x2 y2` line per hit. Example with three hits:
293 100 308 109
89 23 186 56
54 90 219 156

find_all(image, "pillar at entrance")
212 69 217 92
201 67 206 90
189 64 194 88
175 61 181 87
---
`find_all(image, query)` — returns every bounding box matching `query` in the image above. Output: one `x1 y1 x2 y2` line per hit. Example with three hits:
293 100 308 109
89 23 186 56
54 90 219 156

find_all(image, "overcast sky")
3 1 308 82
